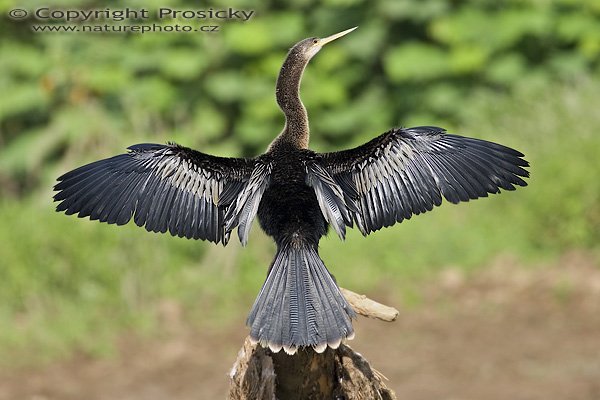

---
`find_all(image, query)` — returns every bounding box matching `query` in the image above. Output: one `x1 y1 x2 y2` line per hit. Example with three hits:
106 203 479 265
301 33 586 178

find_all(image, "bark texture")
228 338 396 400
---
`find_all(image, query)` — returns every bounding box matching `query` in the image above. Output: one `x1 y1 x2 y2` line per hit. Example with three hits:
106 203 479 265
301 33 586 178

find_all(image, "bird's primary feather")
318 126 529 235
54 143 262 245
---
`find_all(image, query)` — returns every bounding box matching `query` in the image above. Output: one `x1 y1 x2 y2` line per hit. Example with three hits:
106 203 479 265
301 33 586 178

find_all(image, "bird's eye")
313 39 318 44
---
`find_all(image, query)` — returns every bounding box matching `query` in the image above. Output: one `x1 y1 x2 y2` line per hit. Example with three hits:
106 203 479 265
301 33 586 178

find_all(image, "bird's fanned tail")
247 241 355 354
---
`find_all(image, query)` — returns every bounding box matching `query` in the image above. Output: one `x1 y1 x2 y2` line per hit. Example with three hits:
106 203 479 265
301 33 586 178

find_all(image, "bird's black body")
257 148 326 245
53 28 529 354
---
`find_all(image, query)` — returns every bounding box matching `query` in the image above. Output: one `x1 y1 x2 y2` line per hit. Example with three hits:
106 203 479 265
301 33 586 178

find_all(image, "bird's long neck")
271 50 310 151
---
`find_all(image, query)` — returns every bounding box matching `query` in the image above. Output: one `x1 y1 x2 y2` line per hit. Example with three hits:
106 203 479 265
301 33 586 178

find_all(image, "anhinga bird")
54 27 529 354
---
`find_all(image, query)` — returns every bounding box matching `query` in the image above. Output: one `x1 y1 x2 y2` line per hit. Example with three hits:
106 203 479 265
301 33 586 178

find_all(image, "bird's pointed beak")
318 26 357 47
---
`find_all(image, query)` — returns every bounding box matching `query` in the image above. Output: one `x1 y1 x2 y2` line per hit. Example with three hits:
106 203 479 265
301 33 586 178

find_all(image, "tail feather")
247 242 355 354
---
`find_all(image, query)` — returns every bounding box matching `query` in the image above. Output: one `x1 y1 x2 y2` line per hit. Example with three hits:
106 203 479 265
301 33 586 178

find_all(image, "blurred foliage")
0 0 599 364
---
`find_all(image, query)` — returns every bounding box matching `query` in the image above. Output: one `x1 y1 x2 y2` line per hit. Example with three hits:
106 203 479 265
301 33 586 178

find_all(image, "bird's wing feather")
54 143 269 245
317 126 529 236
305 161 356 240
223 160 272 246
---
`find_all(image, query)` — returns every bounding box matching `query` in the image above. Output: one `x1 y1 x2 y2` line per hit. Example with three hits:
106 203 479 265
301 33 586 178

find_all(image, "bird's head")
291 26 357 62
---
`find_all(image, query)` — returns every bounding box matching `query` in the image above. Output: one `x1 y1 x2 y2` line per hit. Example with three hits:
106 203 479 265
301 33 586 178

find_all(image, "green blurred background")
1 0 599 367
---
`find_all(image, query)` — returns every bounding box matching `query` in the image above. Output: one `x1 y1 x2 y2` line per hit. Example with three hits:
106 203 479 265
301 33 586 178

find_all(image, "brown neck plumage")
269 48 310 151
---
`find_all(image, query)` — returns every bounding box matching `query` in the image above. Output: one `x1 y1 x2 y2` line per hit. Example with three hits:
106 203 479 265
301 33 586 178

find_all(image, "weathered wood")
228 338 276 400
340 288 399 322
270 346 337 399
228 338 396 400
228 289 398 399
334 344 396 400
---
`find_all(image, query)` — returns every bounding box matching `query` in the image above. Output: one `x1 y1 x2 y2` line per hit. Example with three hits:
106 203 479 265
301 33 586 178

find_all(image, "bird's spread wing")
54 143 270 245
314 126 529 236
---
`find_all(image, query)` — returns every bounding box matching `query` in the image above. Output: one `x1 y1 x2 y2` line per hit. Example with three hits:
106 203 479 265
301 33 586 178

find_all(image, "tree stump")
228 288 398 400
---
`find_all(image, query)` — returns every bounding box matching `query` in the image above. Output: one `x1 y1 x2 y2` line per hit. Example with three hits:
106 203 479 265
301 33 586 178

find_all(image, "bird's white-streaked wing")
54 143 269 245
317 126 529 236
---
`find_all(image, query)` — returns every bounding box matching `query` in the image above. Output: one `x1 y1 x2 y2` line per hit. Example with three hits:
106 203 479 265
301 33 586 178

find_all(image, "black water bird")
54 27 529 354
